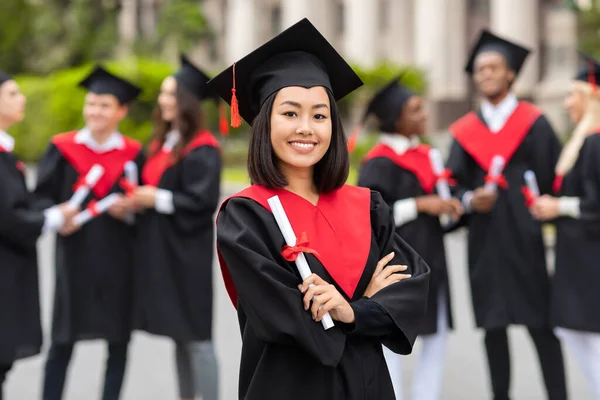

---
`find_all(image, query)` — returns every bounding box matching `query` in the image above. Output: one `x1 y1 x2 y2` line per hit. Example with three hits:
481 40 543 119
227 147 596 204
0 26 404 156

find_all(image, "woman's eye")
314 114 327 120
283 111 297 117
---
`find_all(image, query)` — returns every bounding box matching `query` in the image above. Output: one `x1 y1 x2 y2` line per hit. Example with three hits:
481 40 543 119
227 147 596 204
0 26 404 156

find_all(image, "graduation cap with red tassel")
206 18 363 128
576 52 600 95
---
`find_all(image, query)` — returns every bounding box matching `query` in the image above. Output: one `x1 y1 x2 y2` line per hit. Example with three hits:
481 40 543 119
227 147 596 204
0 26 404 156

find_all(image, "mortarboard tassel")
219 102 230 135
230 62 242 128
347 123 362 153
589 60 597 95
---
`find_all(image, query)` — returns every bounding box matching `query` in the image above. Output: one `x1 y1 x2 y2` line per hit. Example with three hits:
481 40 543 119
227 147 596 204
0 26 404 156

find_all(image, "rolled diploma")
484 155 506 193
124 161 138 186
267 195 335 330
68 164 104 209
524 170 540 198
123 161 138 223
73 193 120 226
429 149 451 225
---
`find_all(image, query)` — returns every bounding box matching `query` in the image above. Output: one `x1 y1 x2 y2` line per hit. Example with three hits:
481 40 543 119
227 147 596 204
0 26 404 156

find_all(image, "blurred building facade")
119 0 578 135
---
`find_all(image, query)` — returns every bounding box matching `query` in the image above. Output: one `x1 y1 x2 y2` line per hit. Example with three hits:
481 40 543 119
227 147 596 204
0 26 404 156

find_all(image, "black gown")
217 184 430 400
134 131 221 341
446 102 561 329
358 141 453 335
552 133 600 332
34 131 144 344
0 151 43 365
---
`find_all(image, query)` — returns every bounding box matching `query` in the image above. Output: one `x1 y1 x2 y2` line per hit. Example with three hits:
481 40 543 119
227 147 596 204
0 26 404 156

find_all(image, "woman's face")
270 86 332 172
0 80 26 126
158 76 178 122
563 83 586 124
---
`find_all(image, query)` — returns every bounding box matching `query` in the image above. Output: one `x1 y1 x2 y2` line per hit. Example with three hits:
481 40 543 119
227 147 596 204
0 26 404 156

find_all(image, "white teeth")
290 142 316 149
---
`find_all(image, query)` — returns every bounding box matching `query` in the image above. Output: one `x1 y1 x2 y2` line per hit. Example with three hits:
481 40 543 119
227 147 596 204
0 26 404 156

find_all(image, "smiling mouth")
289 141 317 149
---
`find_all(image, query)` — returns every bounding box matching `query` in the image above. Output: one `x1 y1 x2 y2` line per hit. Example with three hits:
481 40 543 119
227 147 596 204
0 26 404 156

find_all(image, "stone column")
225 0 258 64
384 0 415 64
490 0 539 95
117 0 138 57
535 8 579 136
343 0 380 68
281 0 335 41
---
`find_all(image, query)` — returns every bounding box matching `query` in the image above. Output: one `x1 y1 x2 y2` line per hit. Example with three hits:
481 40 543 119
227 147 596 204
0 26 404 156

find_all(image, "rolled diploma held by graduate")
68 164 104 209
73 193 120 226
124 161 138 186
524 170 540 197
484 155 506 193
429 148 452 224
267 195 335 330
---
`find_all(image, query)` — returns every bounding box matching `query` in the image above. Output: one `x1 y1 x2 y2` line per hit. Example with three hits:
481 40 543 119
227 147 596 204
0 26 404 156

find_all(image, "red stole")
52 131 142 198
218 184 372 306
449 102 542 172
141 130 220 187
362 143 441 194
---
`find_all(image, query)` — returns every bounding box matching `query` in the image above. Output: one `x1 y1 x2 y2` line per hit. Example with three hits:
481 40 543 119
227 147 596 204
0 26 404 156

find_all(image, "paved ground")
4 176 591 399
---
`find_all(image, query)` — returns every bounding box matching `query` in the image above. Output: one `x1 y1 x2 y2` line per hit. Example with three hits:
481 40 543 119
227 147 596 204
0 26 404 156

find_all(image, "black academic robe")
217 184 430 400
134 131 221 342
0 151 43 365
446 102 561 330
552 133 600 332
34 131 144 344
358 141 453 335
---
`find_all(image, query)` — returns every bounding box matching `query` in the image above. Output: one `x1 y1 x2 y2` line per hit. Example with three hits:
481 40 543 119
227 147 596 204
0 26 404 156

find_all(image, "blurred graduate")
132 55 221 400
357 76 462 400
446 30 566 400
0 72 76 400
34 67 144 400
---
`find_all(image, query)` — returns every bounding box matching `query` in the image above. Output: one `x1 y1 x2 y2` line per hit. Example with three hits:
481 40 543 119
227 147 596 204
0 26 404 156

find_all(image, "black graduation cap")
362 74 415 132
207 18 363 126
465 30 531 76
575 52 600 89
0 71 12 86
79 66 141 105
173 54 214 101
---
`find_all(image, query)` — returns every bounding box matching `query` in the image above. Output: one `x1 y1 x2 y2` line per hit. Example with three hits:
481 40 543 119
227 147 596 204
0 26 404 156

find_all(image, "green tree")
0 0 34 74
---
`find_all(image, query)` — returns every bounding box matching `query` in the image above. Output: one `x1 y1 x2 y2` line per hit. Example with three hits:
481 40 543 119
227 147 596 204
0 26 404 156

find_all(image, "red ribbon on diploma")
119 177 137 197
553 175 564 194
72 175 87 192
521 186 536 207
281 232 321 262
87 199 100 217
436 169 457 186
484 174 509 189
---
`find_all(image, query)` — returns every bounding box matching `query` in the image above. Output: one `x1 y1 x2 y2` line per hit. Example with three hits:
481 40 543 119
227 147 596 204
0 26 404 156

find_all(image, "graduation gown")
0 150 43 365
358 141 453 335
217 184 430 400
446 102 561 330
34 131 144 344
134 131 221 341
552 133 600 332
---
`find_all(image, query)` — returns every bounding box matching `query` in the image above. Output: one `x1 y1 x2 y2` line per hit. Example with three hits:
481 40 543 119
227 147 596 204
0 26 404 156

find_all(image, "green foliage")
10 58 175 161
0 0 34 74
157 0 210 51
579 3 600 59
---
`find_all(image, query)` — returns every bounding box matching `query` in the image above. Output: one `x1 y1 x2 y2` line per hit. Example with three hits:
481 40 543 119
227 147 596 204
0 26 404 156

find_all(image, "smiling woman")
208 18 430 400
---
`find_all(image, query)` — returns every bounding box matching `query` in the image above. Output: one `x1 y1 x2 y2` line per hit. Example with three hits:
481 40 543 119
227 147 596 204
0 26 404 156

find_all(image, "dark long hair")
149 82 204 160
247 89 349 193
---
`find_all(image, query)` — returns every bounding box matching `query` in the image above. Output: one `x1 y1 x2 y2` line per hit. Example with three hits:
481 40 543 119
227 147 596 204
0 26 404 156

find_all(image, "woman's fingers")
374 252 395 277
380 264 408 279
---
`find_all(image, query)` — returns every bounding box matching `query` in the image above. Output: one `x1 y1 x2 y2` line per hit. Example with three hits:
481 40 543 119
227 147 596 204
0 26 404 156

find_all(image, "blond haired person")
532 54 600 399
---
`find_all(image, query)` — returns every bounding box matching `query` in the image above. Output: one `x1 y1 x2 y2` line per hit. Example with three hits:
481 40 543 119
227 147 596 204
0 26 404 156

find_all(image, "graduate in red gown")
531 53 600 399
357 76 462 400
209 18 430 400
132 54 221 400
446 30 566 400
34 67 144 400
0 73 76 400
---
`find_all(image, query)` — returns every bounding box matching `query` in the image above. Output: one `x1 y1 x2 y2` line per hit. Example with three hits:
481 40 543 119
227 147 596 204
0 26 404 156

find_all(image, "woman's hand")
299 274 355 324
132 185 158 209
531 194 560 221
363 252 411 298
